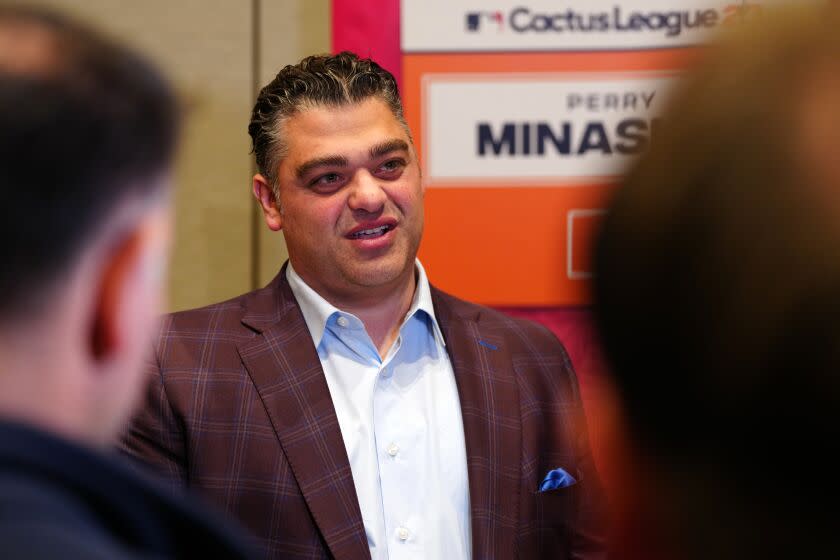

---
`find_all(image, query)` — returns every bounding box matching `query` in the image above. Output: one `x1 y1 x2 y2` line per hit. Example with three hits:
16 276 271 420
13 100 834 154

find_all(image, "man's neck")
291 265 418 359
342 273 416 359
0 327 99 450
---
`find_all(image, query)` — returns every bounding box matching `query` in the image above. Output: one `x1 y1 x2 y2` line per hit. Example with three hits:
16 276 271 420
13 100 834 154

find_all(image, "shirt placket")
373 331 426 560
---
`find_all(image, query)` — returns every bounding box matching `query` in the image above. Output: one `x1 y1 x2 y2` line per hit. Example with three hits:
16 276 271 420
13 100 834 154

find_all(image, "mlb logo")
465 13 481 32
465 11 503 32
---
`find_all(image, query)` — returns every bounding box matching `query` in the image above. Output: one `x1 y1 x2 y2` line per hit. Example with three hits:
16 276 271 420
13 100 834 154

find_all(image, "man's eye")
316 173 340 184
378 159 405 175
309 173 344 191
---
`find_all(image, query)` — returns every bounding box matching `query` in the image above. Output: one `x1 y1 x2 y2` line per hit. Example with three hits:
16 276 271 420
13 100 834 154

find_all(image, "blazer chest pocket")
533 481 581 557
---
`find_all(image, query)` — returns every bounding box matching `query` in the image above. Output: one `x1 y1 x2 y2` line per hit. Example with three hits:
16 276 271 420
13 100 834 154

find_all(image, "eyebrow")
295 155 348 180
293 138 410 180
369 139 410 159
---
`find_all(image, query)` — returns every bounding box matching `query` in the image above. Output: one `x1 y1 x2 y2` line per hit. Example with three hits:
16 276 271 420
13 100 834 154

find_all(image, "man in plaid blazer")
123 52 605 560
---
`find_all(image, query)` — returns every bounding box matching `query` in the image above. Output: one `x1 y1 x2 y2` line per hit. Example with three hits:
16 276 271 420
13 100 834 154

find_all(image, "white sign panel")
424 73 677 185
403 0 787 52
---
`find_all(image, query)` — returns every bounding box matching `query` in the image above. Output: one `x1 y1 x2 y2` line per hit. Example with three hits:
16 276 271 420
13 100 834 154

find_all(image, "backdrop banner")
333 0 769 418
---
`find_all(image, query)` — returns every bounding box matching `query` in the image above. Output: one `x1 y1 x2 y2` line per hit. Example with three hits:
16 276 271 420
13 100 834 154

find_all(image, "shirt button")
336 316 349 328
397 527 410 541
386 443 399 457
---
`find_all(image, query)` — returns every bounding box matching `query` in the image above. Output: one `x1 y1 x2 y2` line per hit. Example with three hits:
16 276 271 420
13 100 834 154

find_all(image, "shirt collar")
408 259 447 348
286 259 446 349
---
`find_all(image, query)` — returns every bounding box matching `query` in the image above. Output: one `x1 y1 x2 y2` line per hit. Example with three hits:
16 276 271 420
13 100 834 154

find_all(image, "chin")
346 255 414 288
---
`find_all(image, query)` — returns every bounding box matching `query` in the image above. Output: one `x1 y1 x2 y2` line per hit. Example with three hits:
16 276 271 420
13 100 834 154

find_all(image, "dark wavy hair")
248 51 407 192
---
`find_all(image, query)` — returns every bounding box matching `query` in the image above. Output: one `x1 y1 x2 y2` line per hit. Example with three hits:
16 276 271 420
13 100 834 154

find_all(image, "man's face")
266 97 424 303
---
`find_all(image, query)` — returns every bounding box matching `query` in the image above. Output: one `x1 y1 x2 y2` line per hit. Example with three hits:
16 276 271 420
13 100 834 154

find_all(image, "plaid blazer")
122 267 605 559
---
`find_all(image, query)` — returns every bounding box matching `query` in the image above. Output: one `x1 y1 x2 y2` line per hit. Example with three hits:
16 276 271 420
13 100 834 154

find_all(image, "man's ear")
91 231 140 359
90 208 168 361
253 174 283 231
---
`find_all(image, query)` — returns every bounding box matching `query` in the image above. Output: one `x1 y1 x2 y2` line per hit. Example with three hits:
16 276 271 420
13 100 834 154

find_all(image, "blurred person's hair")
248 51 406 193
594 5 840 559
0 5 179 320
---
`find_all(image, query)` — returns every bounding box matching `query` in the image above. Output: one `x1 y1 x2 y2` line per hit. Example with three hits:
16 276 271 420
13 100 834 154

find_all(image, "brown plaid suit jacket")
122 267 605 559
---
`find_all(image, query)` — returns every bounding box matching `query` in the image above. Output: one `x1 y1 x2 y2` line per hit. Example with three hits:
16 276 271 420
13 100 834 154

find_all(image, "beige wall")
37 0 330 311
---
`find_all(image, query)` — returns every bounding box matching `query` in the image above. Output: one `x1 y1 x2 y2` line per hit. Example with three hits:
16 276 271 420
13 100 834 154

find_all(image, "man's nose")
347 170 387 213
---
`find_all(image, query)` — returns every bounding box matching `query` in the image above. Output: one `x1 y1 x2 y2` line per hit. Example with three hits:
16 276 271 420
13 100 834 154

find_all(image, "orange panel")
569 211 606 278
418 185 612 306
405 50 696 305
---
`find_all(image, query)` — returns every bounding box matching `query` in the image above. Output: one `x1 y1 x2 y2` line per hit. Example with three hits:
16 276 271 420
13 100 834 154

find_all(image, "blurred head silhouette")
0 5 179 447
594 4 840 559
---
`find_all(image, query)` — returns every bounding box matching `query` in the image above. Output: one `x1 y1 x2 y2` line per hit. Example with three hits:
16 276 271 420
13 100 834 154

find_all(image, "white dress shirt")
287 261 471 560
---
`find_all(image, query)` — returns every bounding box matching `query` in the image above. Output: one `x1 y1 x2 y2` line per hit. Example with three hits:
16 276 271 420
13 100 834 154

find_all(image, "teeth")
353 225 389 238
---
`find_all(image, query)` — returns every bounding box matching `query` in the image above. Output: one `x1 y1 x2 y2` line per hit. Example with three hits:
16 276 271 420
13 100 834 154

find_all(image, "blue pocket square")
539 467 577 492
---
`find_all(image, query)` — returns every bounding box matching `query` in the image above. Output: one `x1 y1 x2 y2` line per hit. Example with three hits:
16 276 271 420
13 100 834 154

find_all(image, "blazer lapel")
237 269 370 560
433 288 521 560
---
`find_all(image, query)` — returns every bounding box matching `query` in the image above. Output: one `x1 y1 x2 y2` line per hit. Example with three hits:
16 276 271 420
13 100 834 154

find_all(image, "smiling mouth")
349 224 393 239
